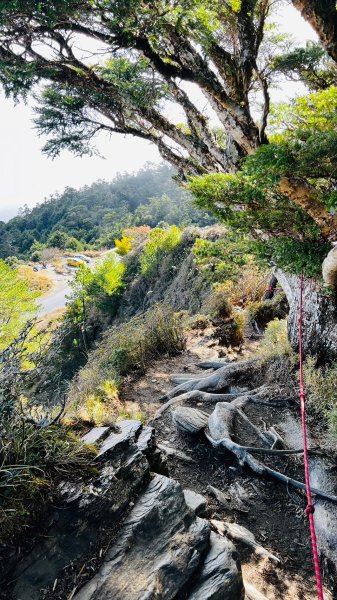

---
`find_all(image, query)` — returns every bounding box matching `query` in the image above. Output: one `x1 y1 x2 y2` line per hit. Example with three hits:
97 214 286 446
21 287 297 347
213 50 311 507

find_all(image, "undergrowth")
304 358 337 433
66 304 185 425
0 424 94 540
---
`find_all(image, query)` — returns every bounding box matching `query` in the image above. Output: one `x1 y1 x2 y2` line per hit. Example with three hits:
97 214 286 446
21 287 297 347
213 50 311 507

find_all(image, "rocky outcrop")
8 421 245 600
74 474 244 600
275 269 337 362
10 421 159 600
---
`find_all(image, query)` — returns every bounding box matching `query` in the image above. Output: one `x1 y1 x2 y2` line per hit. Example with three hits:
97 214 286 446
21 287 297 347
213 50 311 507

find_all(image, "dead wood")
159 359 261 402
152 390 237 421
157 444 196 464
211 519 280 564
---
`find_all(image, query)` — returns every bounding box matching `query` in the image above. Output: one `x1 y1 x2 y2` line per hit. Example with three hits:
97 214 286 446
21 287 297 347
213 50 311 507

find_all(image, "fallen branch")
211 519 280 564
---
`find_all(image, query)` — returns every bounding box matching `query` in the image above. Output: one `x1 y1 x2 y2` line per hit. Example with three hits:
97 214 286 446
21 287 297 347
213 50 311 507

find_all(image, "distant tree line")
0 164 215 260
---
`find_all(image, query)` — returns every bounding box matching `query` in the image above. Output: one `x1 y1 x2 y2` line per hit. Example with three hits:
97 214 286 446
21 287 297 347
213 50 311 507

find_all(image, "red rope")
299 273 324 600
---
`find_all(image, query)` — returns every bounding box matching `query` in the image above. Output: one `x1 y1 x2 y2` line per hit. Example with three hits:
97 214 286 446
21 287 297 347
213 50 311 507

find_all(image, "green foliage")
0 260 39 350
69 254 125 322
260 318 292 359
251 237 331 278
115 236 133 256
193 232 254 283
189 86 337 277
272 41 337 91
67 304 185 424
141 225 182 277
304 357 337 433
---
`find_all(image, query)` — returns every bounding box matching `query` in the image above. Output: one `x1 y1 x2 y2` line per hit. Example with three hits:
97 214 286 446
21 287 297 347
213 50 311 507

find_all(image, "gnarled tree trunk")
275 269 337 363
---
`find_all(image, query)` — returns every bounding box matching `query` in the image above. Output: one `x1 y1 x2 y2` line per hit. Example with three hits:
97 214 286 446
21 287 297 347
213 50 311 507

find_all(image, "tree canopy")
0 0 336 242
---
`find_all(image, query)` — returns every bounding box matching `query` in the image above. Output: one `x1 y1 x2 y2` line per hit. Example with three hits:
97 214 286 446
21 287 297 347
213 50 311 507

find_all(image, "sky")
0 3 317 221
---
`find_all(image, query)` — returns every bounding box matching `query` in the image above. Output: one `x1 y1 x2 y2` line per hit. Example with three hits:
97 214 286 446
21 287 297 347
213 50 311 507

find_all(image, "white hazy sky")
0 3 316 221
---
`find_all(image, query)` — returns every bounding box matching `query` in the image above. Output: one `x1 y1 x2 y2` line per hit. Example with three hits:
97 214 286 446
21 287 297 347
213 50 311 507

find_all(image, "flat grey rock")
184 489 207 515
136 425 154 453
81 426 110 445
74 474 210 600
96 419 142 458
172 406 209 434
188 532 244 600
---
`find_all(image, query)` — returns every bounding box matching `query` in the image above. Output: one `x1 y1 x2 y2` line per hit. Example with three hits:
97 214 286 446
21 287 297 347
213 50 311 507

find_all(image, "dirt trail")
121 326 336 600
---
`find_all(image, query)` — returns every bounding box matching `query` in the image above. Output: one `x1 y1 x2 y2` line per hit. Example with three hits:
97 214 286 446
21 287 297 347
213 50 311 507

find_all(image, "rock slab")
74 474 244 600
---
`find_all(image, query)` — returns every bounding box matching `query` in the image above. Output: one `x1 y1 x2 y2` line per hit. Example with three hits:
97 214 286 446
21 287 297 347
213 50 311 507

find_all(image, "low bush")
203 284 233 319
304 358 337 433
0 423 94 539
141 225 182 277
115 235 133 255
67 304 185 425
247 293 289 328
259 318 292 359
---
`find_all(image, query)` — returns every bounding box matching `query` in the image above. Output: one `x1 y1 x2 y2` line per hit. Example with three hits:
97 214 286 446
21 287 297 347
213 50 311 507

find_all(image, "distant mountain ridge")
0 164 215 259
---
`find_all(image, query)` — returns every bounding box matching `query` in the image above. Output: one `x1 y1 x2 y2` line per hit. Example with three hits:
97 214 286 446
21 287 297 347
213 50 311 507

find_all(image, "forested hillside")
1 1 337 599
0 164 215 259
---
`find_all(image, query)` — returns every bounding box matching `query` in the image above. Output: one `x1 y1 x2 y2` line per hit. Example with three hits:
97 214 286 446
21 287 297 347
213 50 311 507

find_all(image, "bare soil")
121 326 337 600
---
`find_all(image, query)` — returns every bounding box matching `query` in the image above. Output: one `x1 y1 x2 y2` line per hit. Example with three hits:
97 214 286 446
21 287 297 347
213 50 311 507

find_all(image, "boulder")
183 489 207 515
10 425 151 600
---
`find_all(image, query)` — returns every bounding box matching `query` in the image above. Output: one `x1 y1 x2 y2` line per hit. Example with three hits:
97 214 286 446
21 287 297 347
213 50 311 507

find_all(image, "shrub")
219 264 269 307
0 261 39 350
259 318 292 359
67 304 185 425
0 424 94 538
247 293 289 328
115 235 133 255
304 358 337 433
141 225 182 277
204 284 232 319
193 232 255 284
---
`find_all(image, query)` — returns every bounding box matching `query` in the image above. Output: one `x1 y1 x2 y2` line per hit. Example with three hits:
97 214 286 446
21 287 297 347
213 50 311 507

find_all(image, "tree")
0 260 38 350
1 1 337 239
290 0 337 64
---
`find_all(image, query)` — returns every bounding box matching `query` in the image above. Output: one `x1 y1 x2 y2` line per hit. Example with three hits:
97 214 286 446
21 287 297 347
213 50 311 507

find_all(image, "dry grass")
66 304 185 426
18 265 53 294
0 424 95 540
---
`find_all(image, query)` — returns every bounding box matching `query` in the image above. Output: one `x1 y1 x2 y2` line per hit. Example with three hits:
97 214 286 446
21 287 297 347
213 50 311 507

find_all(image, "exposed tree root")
205 432 337 505
196 361 229 370
170 401 337 505
244 582 270 600
152 390 237 421
159 359 260 402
